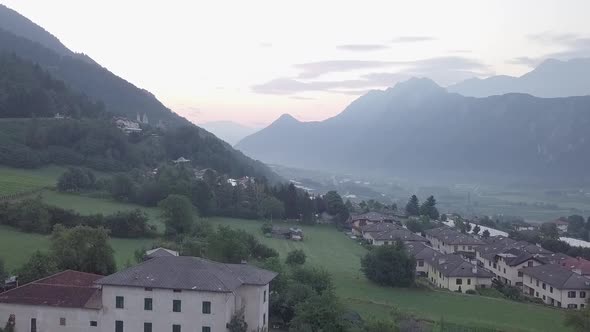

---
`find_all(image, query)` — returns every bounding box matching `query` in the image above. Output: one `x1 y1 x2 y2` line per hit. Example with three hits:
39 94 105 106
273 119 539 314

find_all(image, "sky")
3 0 590 127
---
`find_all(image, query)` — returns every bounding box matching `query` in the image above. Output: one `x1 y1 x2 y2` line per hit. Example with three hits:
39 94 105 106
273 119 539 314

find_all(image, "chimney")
572 268 582 275
472 267 478 274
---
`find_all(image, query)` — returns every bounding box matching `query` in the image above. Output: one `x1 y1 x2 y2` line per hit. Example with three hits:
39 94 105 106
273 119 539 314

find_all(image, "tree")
16 251 58 285
0 259 6 285
482 229 491 239
360 241 416 287
50 225 116 275
110 174 136 201
190 180 213 216
324 191 349 225
405 195 420 216
57 167 96 192
362 319 399 332
564 305 590 332
290 292 348 332
440 213 447 221
286 249 306 266
284 183 299 219
540 222 559 240
568 215 587 240
227 308 248 332
419 195 439 220
259 196 285 220
472 225 481 235
291 266 333 295
158 194 195 236
104 209 151 238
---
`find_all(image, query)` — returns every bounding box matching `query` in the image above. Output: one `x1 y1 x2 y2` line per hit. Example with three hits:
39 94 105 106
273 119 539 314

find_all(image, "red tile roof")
0 270 102 309
560 256 590 275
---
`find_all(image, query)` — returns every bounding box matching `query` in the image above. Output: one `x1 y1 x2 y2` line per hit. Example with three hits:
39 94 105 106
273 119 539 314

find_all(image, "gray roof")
424 227 484 246
350 212 395 223
520 264 590 290
371 228 427 243
427 254 494 278
406 243 441 261
361 222 401 234
477 240 551 261
496 248 541 267
96 256 277 292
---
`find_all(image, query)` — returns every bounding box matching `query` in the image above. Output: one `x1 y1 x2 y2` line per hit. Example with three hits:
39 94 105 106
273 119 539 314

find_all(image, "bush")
360 241 416 287
286 249 306 266
57 167 96 192
465 289 477 295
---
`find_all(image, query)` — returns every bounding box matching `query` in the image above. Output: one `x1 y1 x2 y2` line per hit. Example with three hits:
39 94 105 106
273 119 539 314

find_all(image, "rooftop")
520 264 590 289
96 256 277 292
424 227 484 246
360 222 402 234
349 212 395 223
427 254 494 278
145 247 179 258
370 228 427 243
0 270 102 309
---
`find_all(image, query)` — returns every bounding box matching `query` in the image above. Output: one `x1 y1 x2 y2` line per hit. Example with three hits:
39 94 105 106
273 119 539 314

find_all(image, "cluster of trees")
352 199 397 214
0 196 155 238
511 227 590 261
360 241 416 287
57 167 97 192
405 195 439 220
405 216 439 234
259 256 397 331
564 215 590 241
106 166 348 224
15 225 117 285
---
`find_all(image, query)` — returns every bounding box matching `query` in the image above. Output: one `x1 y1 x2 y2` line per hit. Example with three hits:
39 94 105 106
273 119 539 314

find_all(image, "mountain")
237 78 590 182
448 58 590 97
0 5 279 182
0 4 187 126
198 121 259 146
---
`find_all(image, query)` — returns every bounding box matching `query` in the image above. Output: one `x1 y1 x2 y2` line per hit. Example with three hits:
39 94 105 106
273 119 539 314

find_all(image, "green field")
0 166 64 196
0 225 154 271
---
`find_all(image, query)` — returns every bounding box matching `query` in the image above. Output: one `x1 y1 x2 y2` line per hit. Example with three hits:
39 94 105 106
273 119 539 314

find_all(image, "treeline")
104 165 349 223
0 196 155 238
511 226 590 261
0 53 105 119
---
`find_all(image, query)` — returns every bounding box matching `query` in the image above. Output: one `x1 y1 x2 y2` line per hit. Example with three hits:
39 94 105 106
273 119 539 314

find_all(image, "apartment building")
363 227 428 246
424 227 484 256
0 256 276 332
425 254 494 292
521 264 590 309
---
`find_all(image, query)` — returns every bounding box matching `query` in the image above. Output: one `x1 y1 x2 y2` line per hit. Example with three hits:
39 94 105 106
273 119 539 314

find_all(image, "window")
542 283 546 290
202 301 211 314
568 291 576 298
173 289 182 293
503 268 506 273
384 241 389 245
550 286 553 293
144 323 152 332
418 260 424 267
488 261 491 266
542 295 546 300
116 296 124 309
582 304 585 309
527 261 533 267
263 313 266 325
568 304 578 309
467 279 471 285
173 300 182 312
60 318 66 326
535 292 539 297
264 290 267 303
454 245 458 251
90 321 98 327
115 321 124 332
493 263 497 269
580 291 586 298
456 278 463 285
518 272 523 277
30 318 36 332
202 327 211 332
144 287 153 291
173 324 181 332
529 277 532 283
144 298 153 311
536 280 539 287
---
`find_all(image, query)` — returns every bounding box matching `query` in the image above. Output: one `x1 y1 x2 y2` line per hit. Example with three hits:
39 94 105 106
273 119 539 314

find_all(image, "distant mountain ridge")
237 78 590 182
448 58 590 97
199 121 259 146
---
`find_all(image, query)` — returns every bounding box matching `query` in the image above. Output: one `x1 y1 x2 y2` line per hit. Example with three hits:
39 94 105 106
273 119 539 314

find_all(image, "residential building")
424 227 484 256
0 256 276 331
425 254 494 292
492 248 545 286
364 228 427 246
348 212 397 235
557 256 590 277
406 243 442 275
550 219 569 233
521 264 590 309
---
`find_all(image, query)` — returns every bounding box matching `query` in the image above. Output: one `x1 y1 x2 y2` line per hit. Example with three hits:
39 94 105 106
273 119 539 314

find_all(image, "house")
145 247 179 260
348 212 397 235
425 254 494 292
0 256 276 331
364 228 428 246
550 219 569 233
406 243 442 276
114 117 142 134
424 227 484 256
358 222 401 238
521 264 590 309
557 256 590 277
0 270 103 332
492 248 545 286
271 226 303 241
173 157 191 164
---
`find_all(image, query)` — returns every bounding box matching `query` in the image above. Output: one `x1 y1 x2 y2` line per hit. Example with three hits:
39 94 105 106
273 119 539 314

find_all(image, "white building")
425 253 494 292
424 227 484 256
0 256 276 332
521 264 590 309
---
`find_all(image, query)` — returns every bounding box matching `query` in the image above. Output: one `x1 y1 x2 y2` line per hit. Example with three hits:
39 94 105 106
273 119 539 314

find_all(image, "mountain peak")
389 77 446 95
274 113 300 124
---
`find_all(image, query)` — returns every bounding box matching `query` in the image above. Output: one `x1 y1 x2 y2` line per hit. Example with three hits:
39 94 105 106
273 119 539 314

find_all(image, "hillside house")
0 256 276 331
425 254 494 292
424 227 484 256
406 243 442 276
348 212 397 235
364 228 428 246
521 264 590 309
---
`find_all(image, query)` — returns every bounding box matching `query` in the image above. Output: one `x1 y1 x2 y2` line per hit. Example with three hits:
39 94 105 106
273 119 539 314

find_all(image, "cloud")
521 33 590 63
449 49 472 54
290 96 316 100
294 60 394 79
391 36 437 43
506 56 541 67
253 56 489 95
336 44 389 52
